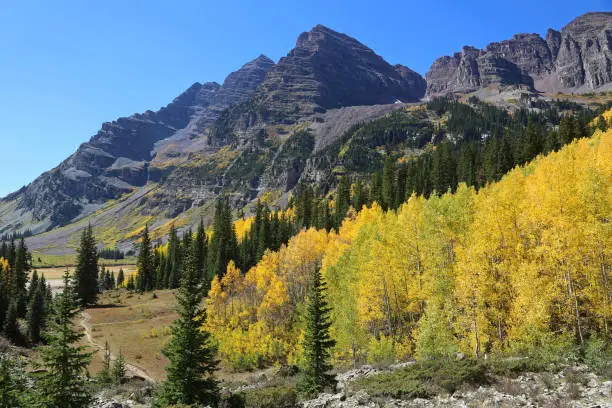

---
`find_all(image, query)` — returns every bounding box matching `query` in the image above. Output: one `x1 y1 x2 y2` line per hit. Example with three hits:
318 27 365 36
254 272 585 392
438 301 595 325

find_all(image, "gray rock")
426 12 612 97
92 400 130 408
248 24 425 123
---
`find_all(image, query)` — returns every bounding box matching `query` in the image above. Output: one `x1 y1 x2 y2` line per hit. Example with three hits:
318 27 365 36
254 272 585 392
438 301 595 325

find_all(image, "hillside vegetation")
204 127 611 370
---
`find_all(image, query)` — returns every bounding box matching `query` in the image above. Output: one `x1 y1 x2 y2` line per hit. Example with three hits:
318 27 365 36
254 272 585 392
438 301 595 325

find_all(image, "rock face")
426 12 612 96
192 54 276 129
253 25 425 120
13 55 276 229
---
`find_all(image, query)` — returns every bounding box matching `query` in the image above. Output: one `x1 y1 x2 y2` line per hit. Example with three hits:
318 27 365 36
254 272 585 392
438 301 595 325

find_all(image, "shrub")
351 358 488 398
490 357 551 377
564 368 588 386
232 385 297 408
507 331 575 369
496 378 523 396
229 352 265 372
583 335 612 377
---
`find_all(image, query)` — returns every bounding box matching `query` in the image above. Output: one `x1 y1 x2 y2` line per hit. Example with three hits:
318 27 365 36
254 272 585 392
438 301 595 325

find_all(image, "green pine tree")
394 164 408 208
496 135 514 179
597 115 608 131
13 238 29 317
543 129 560 153
194 219 208 284
558 115 576 145
74 225 98 306
335 176 351 226
36 271 92 408
126 275 135 291
208 199 237 278
0 267 9 330
112 349 127 385
3 301 21 344
28 269 39 302
371 171 383 206
297 266 336 397
351 179 366 211
27 281 46 344
0 354 31 408
137 225 155 292
166 225 181 288
482 136 499 182
431 140 457 195
116 268 124 289
155 240 219 407
381 156 396 210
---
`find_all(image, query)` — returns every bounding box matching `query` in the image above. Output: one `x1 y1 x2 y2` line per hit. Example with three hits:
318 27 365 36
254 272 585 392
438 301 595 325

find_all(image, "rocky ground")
92 363 611 408
303 365 611 408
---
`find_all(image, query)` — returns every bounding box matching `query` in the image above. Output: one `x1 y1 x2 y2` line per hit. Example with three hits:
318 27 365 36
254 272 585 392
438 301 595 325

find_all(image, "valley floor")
86 291 611 408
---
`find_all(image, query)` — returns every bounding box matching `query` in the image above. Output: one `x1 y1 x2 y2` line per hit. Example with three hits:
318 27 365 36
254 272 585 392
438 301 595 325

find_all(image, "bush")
566 382 582 400
230 385 297 408
583 336 612 377
490 357 552 377
564 367 588 386
540 372 555 390
351 358 489 398
507 330 575 368
229 352 265 372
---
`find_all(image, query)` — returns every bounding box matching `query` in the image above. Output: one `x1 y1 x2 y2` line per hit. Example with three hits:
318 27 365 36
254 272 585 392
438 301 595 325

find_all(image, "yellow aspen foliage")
204 228 329 369
0 257 8 273
277 228 330 307
205 130 611 369
234 216 254 242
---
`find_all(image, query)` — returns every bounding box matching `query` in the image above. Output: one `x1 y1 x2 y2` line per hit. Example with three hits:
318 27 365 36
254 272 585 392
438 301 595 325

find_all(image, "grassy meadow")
82 289 178 381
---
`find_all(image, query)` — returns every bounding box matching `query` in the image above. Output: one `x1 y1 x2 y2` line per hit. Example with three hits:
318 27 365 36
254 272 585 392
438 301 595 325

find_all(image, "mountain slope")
0 55 276 234
426 12 612 96
1 14 610 255
0 24 427 251
203 124 611 369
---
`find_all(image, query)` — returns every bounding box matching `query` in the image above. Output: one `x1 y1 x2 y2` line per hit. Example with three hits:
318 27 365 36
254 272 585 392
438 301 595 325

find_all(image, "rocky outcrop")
426 12 612 96
300 364 612 408
556 12 612 89
252 25 425 121
192 54 276 130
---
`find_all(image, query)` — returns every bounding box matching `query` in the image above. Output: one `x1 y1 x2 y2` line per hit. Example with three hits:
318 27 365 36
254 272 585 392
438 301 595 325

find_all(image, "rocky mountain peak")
562 12 612 37
426 11 612 96
295 24 373 53
251 25 425 121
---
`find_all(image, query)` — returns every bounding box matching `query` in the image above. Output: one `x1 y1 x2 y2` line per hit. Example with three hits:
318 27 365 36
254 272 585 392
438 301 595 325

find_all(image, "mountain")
0 25 426 248
425 12 612 96
1 14 610 254
0 55 276 234
205 24 426 147
253 24 425 119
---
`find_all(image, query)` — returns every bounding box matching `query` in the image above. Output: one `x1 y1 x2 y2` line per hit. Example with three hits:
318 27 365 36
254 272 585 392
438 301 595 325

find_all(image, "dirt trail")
79 311 155 383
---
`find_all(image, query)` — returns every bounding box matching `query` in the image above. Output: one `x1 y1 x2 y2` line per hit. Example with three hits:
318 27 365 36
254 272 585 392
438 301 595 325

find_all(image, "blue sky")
0 0 608 197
